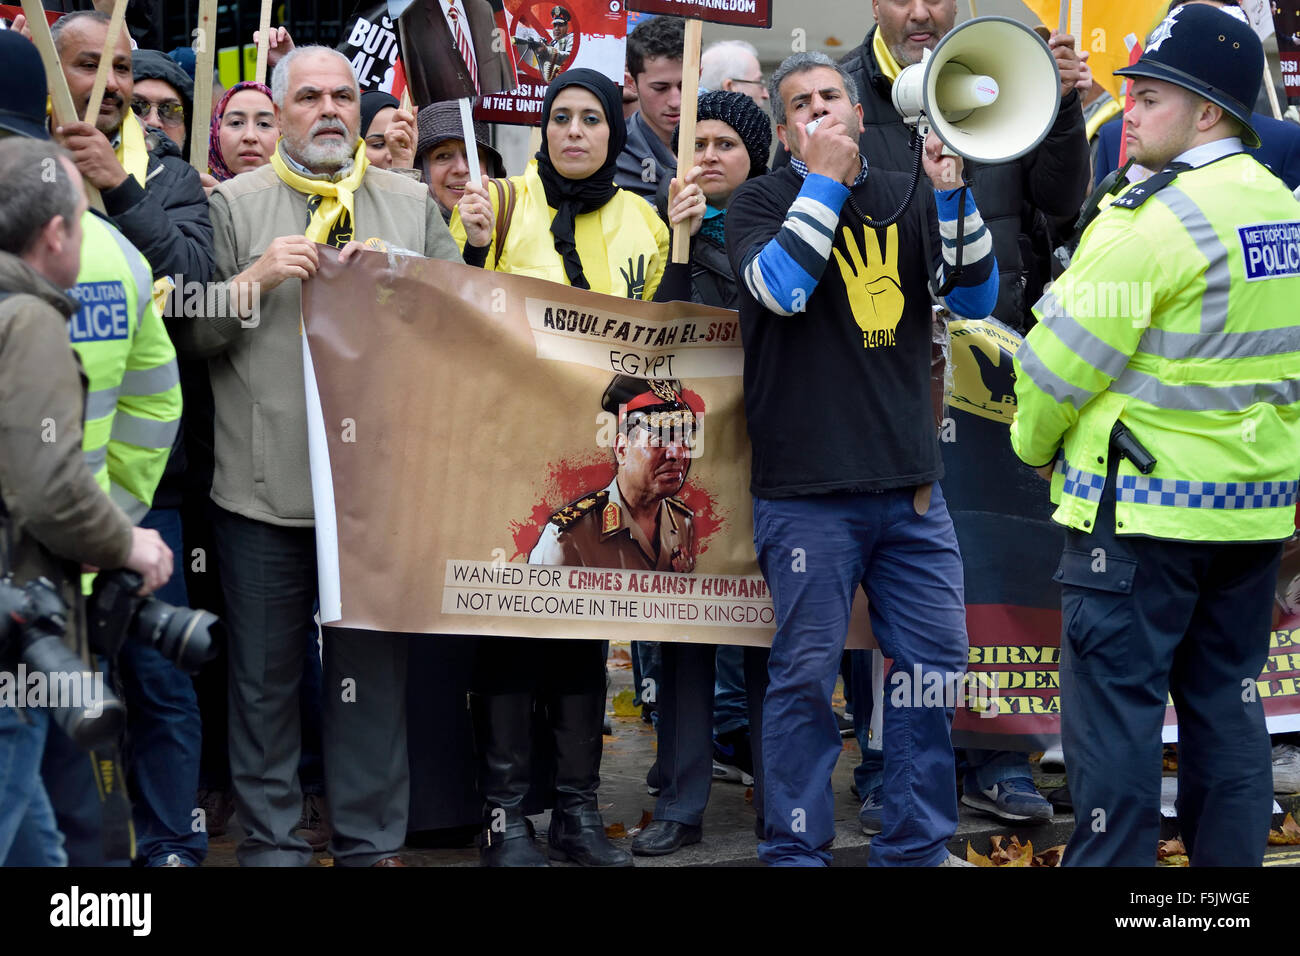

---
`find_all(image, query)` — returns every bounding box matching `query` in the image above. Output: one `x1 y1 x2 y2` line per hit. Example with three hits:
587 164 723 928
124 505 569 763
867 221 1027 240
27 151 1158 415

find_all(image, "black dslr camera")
88 570 221 674
0 575 125 748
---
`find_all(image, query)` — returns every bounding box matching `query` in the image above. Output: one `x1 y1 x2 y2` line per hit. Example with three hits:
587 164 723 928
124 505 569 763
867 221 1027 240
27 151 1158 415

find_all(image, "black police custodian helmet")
1115 4 1263 148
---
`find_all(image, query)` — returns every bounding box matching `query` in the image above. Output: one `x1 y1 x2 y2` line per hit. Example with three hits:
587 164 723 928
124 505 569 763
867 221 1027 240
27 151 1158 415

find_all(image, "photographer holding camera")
0 136 172 866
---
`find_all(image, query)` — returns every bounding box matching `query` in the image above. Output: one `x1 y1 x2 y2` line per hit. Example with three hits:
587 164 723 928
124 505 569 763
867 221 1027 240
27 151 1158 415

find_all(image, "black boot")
471 692 549 867
546 687 633 867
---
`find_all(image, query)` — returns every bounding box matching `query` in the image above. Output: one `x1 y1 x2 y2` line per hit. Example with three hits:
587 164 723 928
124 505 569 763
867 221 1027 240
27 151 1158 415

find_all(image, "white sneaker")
1040 745 1065 773
1273 743 1300 794
938 852 976 867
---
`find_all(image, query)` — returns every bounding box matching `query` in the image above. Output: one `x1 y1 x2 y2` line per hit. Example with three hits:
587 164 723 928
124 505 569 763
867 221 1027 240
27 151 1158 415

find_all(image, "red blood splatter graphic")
508 439 725 563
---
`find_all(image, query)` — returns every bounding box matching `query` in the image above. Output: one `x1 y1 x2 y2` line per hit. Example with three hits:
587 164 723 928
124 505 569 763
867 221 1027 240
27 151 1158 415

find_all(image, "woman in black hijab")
452 68 669 298
449 71 671 868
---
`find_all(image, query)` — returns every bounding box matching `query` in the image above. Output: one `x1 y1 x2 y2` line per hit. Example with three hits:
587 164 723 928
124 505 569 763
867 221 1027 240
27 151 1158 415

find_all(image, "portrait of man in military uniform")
530 376 698 572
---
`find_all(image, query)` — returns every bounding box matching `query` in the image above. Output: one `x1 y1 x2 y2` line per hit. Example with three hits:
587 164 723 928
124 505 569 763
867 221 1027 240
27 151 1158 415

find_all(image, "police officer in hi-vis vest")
1011 4 1300 866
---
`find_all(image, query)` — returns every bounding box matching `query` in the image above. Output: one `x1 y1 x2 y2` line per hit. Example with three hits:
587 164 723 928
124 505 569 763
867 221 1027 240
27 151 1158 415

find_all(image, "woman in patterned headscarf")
199 81 278 193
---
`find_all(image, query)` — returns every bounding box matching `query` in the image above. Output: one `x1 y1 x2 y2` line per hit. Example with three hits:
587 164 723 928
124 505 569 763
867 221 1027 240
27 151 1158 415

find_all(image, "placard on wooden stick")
190 0 218 174
625 0 772 264
19 0 104 211
83 0 128 123
255 0 274 83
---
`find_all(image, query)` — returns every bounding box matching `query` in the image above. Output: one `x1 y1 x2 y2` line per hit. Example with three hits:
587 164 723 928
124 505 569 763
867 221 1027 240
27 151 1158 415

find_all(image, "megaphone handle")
917 115 958 158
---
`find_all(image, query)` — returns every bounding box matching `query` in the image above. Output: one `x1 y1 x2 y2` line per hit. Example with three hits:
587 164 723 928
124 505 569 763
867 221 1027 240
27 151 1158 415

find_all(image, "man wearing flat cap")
530 375 696 572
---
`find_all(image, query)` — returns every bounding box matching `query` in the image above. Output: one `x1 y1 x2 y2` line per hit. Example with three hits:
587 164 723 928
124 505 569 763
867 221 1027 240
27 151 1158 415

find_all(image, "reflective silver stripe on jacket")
1016 339 1095 407
99 219 154 323
120 363 180 397
110 411 178 449
110 481 149 523
1035 289 1131 378
1111 366 1300 411
84 386 120 421
1152 186 1231 334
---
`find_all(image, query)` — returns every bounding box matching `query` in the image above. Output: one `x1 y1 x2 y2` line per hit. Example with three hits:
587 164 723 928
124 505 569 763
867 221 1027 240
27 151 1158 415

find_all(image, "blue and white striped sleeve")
932 186 998 320
739 173 848 316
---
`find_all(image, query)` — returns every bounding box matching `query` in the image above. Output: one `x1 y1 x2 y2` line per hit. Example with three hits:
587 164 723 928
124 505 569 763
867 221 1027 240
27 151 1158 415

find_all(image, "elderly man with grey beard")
170 45 462 866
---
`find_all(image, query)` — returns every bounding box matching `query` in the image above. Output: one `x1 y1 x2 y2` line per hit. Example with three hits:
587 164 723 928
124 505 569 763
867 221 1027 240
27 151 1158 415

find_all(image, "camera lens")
19 631 125 749
134 601 222 674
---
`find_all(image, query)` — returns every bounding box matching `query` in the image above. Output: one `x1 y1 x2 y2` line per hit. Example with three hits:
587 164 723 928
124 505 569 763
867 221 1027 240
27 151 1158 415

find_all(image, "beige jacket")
174 162 462 527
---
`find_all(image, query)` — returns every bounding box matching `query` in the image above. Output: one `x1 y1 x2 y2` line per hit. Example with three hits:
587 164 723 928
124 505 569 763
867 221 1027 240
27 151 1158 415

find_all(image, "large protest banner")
301 250 794 646
473 0 629 125
301 255 1300 740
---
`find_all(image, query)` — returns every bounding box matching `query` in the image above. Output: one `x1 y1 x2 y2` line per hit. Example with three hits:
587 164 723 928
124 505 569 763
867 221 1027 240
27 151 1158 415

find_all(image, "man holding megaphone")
726 52 999 867
832 0 1091 835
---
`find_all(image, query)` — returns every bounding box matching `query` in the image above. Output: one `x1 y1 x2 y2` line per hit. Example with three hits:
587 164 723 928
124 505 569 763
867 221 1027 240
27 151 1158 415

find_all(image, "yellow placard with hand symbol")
831 224 904 349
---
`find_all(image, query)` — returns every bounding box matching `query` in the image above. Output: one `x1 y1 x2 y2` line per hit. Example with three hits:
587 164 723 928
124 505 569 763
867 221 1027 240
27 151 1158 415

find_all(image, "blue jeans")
850 654 1032 795
0 706 65 866
116 507 207 866
713 645 748 736
754 487 967 867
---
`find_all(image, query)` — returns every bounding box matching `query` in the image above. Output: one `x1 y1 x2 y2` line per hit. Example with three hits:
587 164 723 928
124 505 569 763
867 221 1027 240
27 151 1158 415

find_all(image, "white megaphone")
890 16 1060 163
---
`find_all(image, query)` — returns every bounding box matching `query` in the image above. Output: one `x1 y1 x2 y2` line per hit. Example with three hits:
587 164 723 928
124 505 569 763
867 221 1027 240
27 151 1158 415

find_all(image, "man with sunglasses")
131 49 193 154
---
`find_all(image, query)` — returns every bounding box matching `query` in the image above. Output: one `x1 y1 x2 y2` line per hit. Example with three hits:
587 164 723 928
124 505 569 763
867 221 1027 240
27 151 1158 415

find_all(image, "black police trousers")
1057 475 1281 866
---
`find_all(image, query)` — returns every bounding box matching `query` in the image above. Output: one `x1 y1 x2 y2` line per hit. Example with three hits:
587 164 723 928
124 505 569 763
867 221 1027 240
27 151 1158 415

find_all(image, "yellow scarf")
872 28 904 83
115 112 149 188
269 139 369 248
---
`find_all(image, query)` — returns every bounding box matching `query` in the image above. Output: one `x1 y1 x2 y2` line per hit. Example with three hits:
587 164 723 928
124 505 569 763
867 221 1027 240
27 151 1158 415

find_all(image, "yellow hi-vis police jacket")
1010 149 1300 542
68 212 182 524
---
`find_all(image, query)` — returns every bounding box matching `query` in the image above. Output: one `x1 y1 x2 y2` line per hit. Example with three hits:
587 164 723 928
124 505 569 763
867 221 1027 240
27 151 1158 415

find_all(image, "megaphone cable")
846 130 970 296
847 131 925 231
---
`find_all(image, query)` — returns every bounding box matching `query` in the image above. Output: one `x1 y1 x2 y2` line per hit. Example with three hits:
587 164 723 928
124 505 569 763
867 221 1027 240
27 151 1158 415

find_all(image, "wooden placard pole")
1069 0 1082 41
20 0 104 211
83 0 127 123
670 17 702 265
1263 60 1284 119
190 0 218 174
458 97 482 185
255 0 274 83
1057 0 1068 36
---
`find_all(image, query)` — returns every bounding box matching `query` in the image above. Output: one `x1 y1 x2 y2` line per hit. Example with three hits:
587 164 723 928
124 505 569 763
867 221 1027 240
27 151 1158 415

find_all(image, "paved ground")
204 644 1300 867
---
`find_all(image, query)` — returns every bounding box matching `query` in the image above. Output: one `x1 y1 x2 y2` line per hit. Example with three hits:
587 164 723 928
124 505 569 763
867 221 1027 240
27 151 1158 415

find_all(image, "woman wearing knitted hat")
633 90 773 858
449 69 669 868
